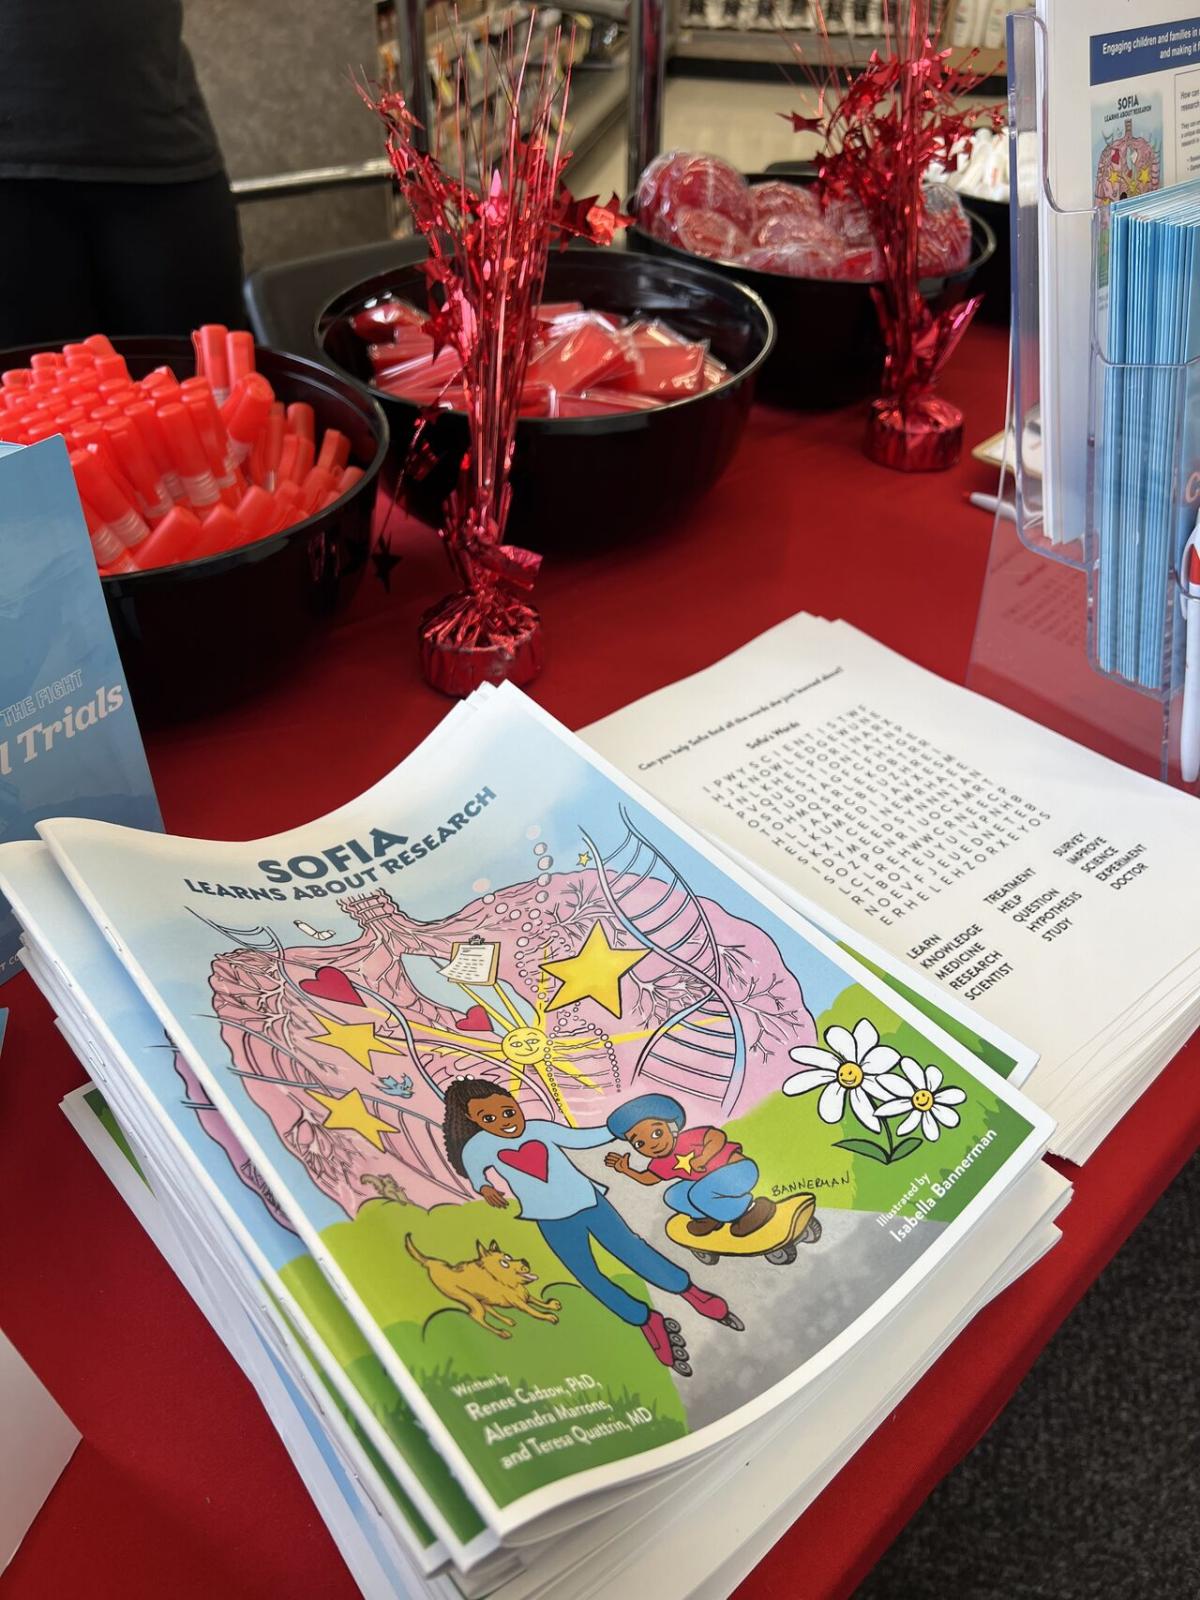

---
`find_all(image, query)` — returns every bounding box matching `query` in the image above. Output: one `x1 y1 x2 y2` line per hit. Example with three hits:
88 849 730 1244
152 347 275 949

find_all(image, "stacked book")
2 682 1068 1599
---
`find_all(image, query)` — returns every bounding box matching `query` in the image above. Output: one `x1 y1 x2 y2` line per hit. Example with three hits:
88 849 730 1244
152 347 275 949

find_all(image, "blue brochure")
0 437 160 980
1095 178 1200 693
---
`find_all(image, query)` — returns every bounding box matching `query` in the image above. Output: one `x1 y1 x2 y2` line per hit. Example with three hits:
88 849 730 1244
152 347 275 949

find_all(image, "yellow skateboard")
665 1192 821 1267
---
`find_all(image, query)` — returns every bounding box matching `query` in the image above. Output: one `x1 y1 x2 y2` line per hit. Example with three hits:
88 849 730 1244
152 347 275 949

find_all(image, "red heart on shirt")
454 1005 492 1033
498 1142 549 1183
298 967 364 1007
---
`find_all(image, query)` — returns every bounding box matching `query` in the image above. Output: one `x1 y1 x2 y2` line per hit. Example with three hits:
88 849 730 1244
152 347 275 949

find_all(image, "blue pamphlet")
0 437 160 981
1096 178 1200 693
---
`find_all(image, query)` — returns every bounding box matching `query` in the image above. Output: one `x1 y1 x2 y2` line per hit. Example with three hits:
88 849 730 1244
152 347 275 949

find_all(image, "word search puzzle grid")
703 707 1052 927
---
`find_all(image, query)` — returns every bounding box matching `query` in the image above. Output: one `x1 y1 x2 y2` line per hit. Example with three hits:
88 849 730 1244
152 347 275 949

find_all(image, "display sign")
0 438 160 982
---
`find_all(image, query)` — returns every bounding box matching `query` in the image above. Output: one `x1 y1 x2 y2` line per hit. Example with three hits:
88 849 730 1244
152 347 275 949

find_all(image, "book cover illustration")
36 690 1050 1527
1091 91 1164 283
58 1083 420 1600
0 841 481 1568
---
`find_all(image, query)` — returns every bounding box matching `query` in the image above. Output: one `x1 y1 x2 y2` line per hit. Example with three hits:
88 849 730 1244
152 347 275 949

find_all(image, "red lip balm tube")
300 465 335 513
315 427 350 475
285 401 314 443
131 504 206 571
70 449 150 551
104 420 173 520
253 402 286 489
232 485 278 546
223 373 273 465
182 382 242 502
269 480 305 531
123 401 184 500
158 403 221 510
194 324 231 404
226 330 256 385
195 501 243 555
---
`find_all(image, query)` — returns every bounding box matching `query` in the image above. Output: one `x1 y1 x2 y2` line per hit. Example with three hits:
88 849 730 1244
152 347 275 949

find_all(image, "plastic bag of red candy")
349 295 730 416
635 152 972 283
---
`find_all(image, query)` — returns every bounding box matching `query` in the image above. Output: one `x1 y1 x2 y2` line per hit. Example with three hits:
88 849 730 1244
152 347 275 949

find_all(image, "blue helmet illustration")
606 1093 686 1140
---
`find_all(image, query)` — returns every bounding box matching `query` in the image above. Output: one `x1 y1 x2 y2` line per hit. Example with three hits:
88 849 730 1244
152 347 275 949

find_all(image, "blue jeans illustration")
665 1158 758 1224
539 1193 690 1327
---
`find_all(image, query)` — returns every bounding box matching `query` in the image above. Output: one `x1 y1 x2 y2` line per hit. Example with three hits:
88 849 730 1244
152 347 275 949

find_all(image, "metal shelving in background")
669 0 1012 71
222 0 1008 247
372 0 630 230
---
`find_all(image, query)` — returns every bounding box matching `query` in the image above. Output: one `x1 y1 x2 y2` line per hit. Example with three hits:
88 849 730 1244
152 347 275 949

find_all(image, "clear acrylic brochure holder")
967 9 1200 792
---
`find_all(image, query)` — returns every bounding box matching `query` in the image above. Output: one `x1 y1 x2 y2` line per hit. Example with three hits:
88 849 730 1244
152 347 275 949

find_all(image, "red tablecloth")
3 324 1198 1600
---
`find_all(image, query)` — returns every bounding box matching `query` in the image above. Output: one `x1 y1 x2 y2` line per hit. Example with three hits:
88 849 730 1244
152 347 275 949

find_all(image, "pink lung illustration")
203 838 816 1219
172 1052 298 1235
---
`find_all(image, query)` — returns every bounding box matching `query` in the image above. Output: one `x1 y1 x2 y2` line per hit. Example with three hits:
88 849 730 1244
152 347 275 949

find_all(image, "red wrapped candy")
750 181 821 224
351 298 426 340
343 293 731 416
917 182 972 278
673 206 750 264
556 390 660 418
526 314 639 391
751 210 824 250
608 341 708 398
661 153 754 234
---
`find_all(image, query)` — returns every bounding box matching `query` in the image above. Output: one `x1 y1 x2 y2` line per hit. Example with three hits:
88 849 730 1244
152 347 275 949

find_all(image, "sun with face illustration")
395 923 667 1122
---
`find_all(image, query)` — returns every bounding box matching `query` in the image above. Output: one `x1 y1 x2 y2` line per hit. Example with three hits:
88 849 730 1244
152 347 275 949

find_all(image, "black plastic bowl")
629 171 996 408
316 246 775 554
0 336 388 721
966 195 1010 324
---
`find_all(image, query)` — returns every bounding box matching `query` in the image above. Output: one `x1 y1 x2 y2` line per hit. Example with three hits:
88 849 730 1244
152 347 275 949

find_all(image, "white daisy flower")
873 1058 967 1142
783 1018 902 1133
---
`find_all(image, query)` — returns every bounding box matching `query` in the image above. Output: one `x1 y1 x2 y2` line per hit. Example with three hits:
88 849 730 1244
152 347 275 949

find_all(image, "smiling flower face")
783 1018 901 1133
873 1058 967 1141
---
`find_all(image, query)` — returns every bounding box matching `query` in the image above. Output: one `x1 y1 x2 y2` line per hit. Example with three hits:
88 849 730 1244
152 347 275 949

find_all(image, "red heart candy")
455 1005 492 1033
299 967 364 1007
498 1142 549 1183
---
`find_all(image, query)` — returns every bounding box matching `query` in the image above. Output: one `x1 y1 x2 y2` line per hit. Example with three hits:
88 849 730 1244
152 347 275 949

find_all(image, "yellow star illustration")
307 1087 395 1150
577 850 591 867
542 922 649 1017
308 1013 404 1074
674 1150 696 1173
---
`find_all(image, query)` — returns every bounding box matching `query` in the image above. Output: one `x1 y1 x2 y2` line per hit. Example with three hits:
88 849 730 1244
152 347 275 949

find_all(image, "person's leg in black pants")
0 179 102 347
0 173 244 349
85 172 245 336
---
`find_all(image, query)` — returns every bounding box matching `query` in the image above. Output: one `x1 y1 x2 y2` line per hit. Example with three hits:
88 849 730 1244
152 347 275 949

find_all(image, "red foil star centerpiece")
363 27 629 693
789 2 1003 471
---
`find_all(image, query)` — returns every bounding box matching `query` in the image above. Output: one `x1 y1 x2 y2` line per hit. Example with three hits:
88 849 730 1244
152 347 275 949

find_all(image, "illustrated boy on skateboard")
605 1093 776 1239
442 1078 742 1372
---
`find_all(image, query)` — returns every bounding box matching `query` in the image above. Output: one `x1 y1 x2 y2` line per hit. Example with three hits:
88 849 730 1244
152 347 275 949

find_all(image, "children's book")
58 1083 431 1600
0 839 488 1576
58 1075 1069 1600
20 683 1053 1538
